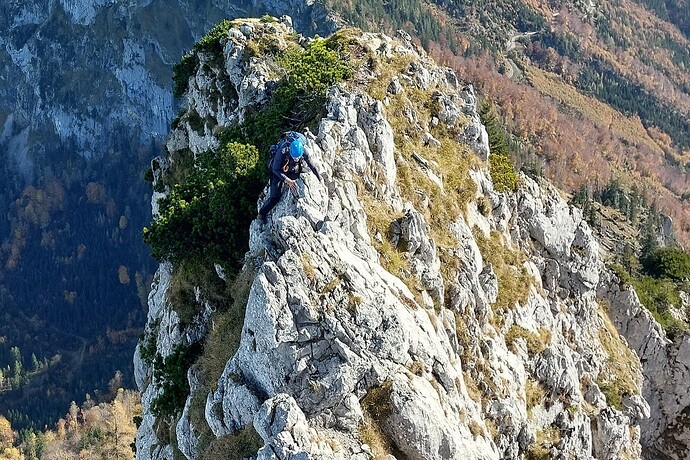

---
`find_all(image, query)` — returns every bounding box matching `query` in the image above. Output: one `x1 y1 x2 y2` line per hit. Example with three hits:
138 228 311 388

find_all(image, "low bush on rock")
143 142 263 268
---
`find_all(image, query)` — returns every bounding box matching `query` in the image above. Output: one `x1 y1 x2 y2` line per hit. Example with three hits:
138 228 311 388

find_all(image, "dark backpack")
268 131 305 169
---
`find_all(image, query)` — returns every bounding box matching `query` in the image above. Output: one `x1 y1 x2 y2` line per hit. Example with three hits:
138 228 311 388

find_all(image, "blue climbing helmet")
289 138 304 159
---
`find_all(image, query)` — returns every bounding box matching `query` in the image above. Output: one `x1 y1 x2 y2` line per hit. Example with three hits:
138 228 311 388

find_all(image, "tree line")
0 381 140 460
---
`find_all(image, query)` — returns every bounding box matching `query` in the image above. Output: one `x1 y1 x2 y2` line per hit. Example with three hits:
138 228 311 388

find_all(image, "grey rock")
592 408 637 459
136 27 659 460
387 78 403 95
176 367 202 459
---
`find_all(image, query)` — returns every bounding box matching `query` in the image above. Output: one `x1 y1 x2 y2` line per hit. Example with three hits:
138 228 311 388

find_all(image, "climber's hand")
285 178 297 193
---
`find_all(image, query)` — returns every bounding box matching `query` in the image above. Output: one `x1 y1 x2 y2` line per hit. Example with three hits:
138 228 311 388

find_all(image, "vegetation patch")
597 380 623 411
226 35 353 154
188 262 258 457
366 53 416 100
173 20 236 97
526 426 560 460
479 101 519 193
473 229 533 327
360 381 401 459
201 424 263 460
384 90 478 247
597 305 641 411
640 246 690 281
361 381 393 423
167 259 231 325
301 253 317 282
505 325 550 355
524 378 546 416
144 142 264 268
360 192 409 278
611 242 690 338
359 416 393 460
157 148 195 192
489 153 519 193
139 321 159 366
150 343 202 419
631 276 687 337
462 371 483 404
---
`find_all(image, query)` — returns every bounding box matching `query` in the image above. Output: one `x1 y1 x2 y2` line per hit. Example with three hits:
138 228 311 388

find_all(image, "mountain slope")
133 19 689 460
3 0 689 434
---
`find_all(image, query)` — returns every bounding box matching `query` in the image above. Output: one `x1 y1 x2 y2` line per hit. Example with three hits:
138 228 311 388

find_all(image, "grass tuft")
359 381 399 459
473 229 533 328
596 303 641 411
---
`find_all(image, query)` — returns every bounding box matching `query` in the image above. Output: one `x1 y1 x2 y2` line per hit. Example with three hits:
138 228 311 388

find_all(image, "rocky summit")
135 17 689 460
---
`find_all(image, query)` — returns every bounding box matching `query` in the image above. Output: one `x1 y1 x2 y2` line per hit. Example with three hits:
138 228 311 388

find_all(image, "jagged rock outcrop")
0 3 340 412
600 278 690 459
135 17 687 460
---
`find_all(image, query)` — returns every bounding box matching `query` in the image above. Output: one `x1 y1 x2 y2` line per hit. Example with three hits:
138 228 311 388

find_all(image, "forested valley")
0 127 157 431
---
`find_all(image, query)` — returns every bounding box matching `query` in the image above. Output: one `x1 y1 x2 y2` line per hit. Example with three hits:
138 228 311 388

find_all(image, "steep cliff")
135 18 687 459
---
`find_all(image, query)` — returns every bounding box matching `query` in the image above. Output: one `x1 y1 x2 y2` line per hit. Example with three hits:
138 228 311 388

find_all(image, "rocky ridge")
135 18 688 459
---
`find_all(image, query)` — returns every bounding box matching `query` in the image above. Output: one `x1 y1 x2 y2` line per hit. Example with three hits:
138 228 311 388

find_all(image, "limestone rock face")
136 20 685 460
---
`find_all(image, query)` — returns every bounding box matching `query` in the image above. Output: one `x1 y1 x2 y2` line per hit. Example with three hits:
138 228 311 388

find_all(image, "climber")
257 131 321 223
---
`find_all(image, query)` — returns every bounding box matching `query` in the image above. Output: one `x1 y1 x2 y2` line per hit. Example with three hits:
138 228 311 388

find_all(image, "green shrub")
230 36 353 153
139 330 158 366
280 38 353 98
172 53 197 98
609 263 632 284
597 380 623 410
172 20 235 97
143 142 263 267
631 275 687 336
479 100 509 156
490 153 519 193
479 100 519 193
641 246 690 281
150 344 202 419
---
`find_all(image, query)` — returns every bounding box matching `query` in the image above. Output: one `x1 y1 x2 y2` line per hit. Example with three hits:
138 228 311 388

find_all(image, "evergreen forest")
0 128 157 430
